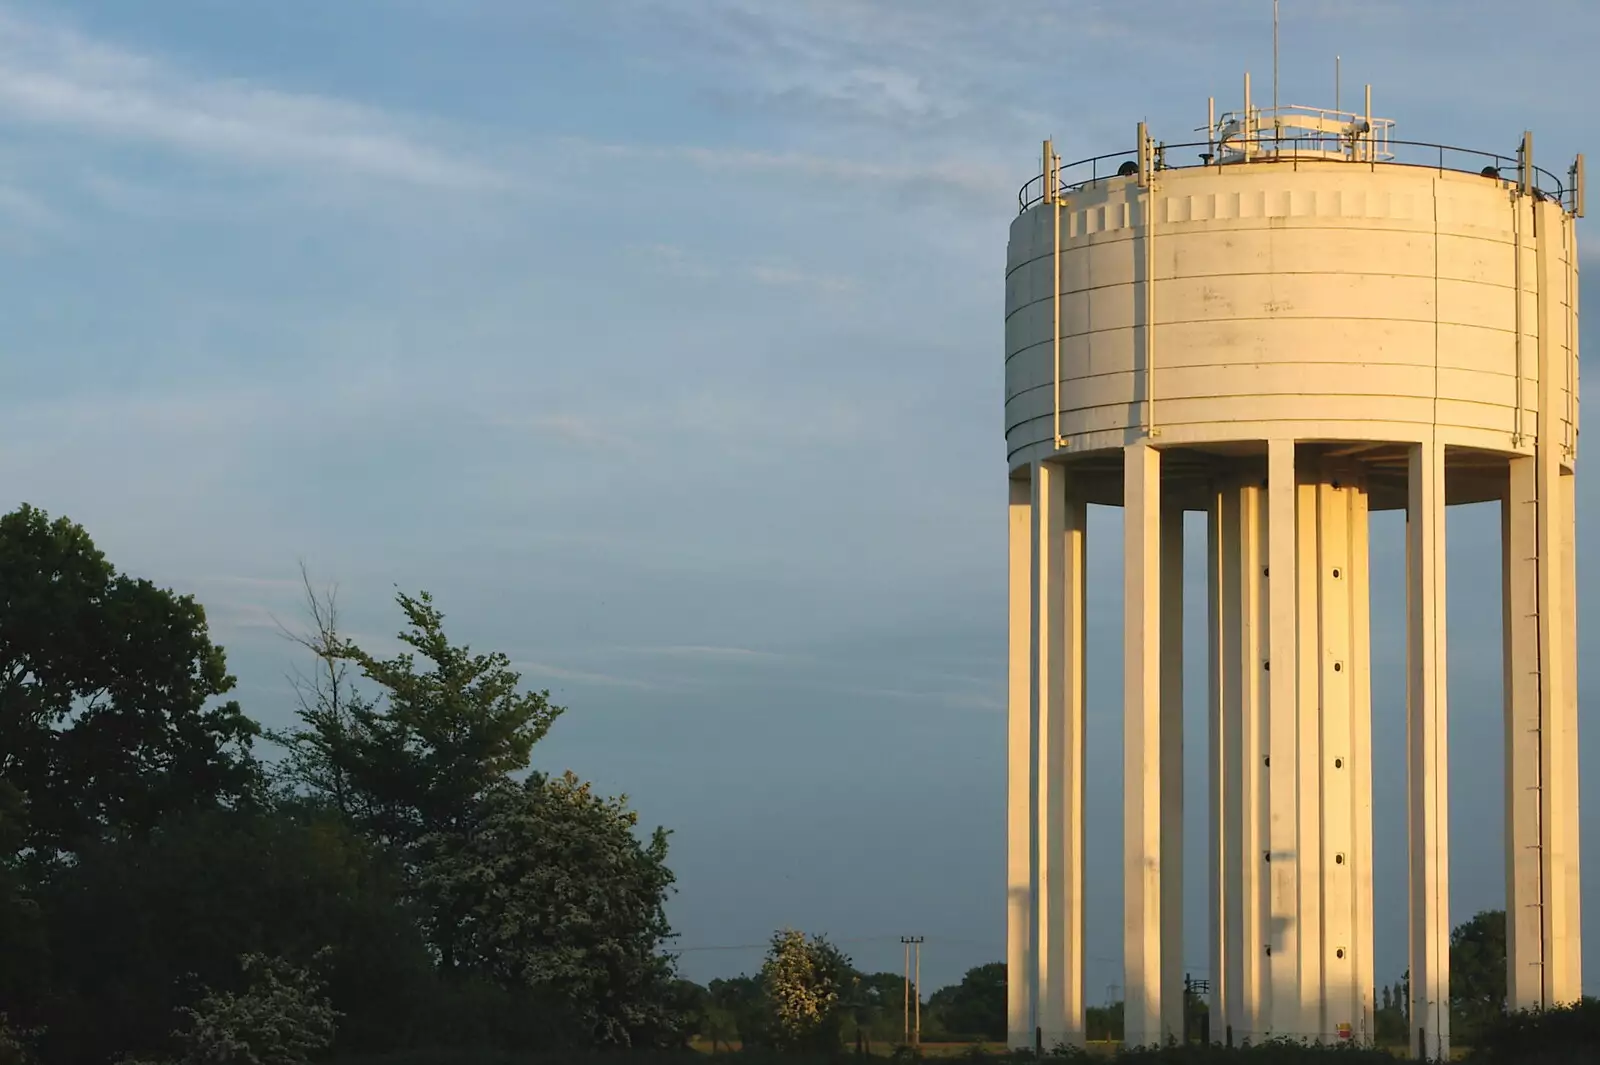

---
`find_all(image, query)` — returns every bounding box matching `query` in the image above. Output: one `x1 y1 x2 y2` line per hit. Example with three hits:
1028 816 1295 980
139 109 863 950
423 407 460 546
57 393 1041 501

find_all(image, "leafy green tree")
1086 1001 1123 1042
759 929 856 1053
0 781 43 1030
274 586 563 974
1451 908 1507 1045
168 952 340 1065
1376 973 1410 1046
926 961 1005 1041
707 975 768 1049
339 589 563 848
412 773 685 1047
34 807 431 1064
0 504 260 861
848 971 908 1047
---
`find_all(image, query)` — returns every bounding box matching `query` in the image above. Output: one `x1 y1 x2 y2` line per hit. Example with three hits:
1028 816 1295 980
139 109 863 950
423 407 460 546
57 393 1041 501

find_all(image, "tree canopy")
0 504 260 860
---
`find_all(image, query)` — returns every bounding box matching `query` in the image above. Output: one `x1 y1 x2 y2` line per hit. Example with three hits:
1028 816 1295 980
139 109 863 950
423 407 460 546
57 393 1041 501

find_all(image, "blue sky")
0 0 1596 997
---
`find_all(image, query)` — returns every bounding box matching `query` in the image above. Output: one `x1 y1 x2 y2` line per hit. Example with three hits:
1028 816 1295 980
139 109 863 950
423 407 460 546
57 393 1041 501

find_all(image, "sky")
0 0 1596 1000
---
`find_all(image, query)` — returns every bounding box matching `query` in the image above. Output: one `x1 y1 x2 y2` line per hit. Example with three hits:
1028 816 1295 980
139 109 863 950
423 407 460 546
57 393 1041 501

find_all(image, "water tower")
1003 78 1585 1057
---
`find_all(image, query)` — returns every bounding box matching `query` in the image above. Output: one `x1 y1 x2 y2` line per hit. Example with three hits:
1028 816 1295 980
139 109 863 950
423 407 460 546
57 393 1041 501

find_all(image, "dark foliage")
1469 997 1600 1065
0 504 261 862
28 807 431 1064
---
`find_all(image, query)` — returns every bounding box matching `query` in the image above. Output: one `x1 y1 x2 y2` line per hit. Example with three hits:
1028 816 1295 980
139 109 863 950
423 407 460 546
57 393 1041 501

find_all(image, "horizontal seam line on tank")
1004 272 1525 306
1002 433 1510 463
1004 360 1544 388
1004 402 1530 435
1003 227 1536 276
1005 394 1540 426
1000 428 1459 463
1004 301 1525 329
1003 321 1536 362
1004 389 1542 414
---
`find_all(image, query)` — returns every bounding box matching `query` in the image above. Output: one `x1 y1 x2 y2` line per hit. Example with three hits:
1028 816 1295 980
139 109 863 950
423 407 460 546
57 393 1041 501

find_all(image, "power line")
664 934 909 954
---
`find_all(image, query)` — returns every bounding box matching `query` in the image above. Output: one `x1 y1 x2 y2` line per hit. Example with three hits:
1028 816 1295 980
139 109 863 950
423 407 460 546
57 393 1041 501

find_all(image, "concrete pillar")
1295 469 1375 1043
1350 478 1378 1045
1124 442 1164 1047
1207 487 1228 1041
1031 461 1087 1049
1265 439 1300 1038
1007 474 1035 1048
1503 456 1542 1011
1293 475 1325 1036
1160 501 1185 1044
1555 466 1581 1002
1499 198 1584 1016
1535 198 1581 1007
1209 476 1269 1043
1407 438 1450 1060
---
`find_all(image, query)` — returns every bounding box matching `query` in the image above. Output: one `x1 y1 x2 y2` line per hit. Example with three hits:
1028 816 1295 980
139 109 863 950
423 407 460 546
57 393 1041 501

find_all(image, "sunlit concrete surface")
1004 88 1584 1058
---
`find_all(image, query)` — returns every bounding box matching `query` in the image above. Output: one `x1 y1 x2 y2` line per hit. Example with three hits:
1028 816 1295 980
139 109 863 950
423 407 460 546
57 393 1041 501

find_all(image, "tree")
263 566 368 819
759 930 856 1053
339 589 563 849
34 807 431 1064
706 975 768 1049
0 504 260 860
1451 908 1507 1044
925 961 1005 1041
168 952 340 1065
849 971 908 1047
412 773 685 1047
273 587 563 973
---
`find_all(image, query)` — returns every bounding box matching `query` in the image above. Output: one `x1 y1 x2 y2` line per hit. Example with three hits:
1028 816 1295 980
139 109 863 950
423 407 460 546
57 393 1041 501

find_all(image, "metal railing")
1018 136 1573 214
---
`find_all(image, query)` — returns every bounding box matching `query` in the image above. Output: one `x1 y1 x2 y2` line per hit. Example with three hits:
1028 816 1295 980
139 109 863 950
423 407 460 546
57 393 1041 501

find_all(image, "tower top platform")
1018 84 1584 216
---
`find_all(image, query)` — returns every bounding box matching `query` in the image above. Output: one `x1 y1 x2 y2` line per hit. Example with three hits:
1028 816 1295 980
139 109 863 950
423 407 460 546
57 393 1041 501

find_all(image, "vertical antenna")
1244 71 1253 158
1272 0 1280 121
1364 84 1372 161
1336 55 1342 114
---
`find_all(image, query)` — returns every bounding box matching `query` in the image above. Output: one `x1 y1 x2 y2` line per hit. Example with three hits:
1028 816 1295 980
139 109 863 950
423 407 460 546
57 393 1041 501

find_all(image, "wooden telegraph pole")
900 936 924 1047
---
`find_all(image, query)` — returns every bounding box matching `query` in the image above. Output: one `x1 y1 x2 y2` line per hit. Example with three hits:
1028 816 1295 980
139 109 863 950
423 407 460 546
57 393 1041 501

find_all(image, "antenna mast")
1272 0 1280 120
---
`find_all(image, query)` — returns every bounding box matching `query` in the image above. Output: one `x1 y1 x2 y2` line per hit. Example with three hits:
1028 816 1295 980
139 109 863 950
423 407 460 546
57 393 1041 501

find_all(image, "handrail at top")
1017 136 1575 215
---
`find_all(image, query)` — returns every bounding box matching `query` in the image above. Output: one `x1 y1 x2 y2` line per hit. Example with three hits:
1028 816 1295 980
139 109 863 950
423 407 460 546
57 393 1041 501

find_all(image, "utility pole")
900 935 924 1047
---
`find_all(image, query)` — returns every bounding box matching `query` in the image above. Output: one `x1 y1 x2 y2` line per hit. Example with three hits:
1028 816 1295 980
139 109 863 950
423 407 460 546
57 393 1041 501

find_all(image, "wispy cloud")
628 241 857 294
592 141 1011 204
493 412 618 449
749 263 855 293
513 660 667 692
0 8 501 190
629 645 796 663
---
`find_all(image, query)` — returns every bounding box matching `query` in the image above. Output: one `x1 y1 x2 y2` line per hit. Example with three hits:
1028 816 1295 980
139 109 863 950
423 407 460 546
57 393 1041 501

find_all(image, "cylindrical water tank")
1004 154 1580 501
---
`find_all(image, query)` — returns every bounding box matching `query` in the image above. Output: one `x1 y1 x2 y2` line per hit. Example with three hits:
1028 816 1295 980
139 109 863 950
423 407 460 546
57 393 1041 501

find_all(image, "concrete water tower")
1003 78 1585 1057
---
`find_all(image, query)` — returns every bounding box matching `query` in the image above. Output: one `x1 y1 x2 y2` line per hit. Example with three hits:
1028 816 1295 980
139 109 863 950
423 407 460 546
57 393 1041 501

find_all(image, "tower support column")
1209 475 1269 1042
1007 473 1035 1048
1028 461 1088 1050
1124 442 1165 1048
1293 465 1375 1043
1160 500 1185 1045
1264 440 1301 1038
1503 452 1583 1007
1407 439 1450 1060
1210 449 1375 1046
